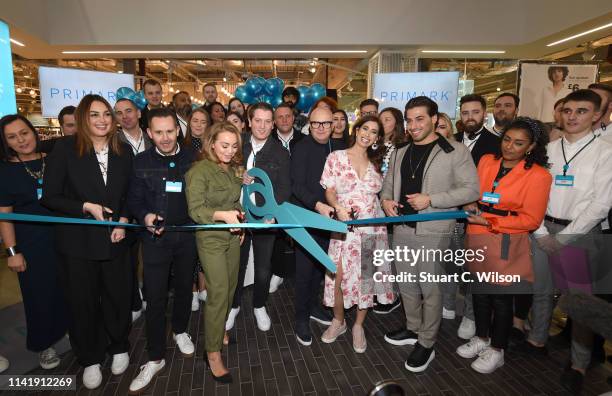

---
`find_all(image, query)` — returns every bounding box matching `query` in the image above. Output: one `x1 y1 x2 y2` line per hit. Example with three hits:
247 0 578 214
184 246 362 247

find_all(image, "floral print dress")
320 150 395 309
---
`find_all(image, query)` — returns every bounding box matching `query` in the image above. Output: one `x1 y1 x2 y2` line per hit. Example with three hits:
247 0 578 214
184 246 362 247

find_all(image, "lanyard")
277 132 293 151
560 135 596 176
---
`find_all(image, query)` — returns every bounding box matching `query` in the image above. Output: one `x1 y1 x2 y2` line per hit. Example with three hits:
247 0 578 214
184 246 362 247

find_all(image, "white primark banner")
373 72 460 118
39 66 135 118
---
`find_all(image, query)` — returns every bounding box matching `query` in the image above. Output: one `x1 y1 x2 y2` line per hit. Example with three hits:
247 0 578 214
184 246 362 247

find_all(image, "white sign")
39 66 134 118
517 62 598 123
373 72 460 118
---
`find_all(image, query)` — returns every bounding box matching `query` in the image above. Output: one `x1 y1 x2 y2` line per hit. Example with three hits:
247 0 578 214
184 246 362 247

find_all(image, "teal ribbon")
346 210 468 226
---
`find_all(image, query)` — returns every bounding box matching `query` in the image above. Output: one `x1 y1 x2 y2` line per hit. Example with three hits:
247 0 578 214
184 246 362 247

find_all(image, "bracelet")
6 246 20 257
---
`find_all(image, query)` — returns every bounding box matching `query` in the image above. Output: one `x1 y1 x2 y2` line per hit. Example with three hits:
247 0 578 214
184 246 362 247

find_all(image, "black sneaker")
560 366 583 395
513 341 548 357
295 322 312 346
373 299 401 314
404 343 435 373
309 305 333 325
509 327 525 343
384 328 418 346
548 331 571 348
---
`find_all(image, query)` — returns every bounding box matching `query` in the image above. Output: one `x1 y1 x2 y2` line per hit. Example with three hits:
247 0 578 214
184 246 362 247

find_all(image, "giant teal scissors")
242 167 347 273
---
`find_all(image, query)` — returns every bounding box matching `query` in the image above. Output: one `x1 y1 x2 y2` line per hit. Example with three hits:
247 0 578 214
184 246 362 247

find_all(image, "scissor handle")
242 168 280 221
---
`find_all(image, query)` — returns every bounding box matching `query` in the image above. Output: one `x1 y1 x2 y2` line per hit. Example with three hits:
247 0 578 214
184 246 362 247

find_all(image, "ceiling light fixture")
62 49 368 55
10 38 25 47
15 87 22 93
547 22 612 46
420 50 506 54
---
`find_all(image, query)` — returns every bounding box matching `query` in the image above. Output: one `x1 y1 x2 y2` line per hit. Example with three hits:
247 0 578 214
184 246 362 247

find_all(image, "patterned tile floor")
5 280 612 396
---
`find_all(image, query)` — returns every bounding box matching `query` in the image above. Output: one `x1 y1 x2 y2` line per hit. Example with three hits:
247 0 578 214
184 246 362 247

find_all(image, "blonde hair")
203 121 243 168
436 112 455 140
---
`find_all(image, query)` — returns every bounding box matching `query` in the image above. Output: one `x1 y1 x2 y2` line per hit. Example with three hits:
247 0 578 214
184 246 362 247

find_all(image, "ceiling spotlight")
117 70 123 74
169 87 175 93
16 87 22 93
29 89 36 95
496 87 501 92
223 76 228 82
309 67 316 74
18 107 23 112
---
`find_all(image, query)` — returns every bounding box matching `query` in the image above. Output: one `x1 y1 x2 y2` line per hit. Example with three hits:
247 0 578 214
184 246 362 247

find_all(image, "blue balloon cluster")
233 77 327 112
116 87 148 110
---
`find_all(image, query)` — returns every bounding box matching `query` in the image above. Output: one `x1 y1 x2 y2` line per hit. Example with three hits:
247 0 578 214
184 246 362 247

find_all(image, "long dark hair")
0 114 41 161
332 109 350 146
75 94 122 157
379 107 407 146
496 117 549 169
349 115 385 173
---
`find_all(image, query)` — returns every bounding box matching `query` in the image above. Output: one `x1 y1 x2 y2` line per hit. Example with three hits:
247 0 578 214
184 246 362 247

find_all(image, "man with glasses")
359 99 379 118
291 107 343 345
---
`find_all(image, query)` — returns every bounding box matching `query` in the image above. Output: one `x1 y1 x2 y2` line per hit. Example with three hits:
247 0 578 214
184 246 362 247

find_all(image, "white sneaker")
456 337 490 359
198 290 207 302
457 317 476 340
132 310 142 322
254 307 271 332
83 364 102 389
442 307 456 320
225 307 240 331
128 360 165 395
269 275 284 293
471 347 504 374
0 354 9 373
39 347 60 369
173 333 194 357
111 352 129 375
191 292 199 312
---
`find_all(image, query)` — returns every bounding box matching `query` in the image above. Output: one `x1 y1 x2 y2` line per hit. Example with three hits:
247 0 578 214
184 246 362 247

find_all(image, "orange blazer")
467 154 552 235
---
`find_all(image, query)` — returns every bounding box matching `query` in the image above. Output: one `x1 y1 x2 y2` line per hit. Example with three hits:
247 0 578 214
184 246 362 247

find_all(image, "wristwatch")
6 246 20 257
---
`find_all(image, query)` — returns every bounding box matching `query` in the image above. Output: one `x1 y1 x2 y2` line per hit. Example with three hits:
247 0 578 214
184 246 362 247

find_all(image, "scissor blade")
285 227 337 273
280 202 347 233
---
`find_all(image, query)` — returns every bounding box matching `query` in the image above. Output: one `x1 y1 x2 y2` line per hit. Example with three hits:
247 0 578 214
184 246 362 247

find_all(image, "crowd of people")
0 78 611 395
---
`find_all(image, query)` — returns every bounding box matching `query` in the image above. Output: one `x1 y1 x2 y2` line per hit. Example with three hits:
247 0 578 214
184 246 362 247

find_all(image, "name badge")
555 175 574 187
36 188 42 200
165 181 182 193
481 192 500 204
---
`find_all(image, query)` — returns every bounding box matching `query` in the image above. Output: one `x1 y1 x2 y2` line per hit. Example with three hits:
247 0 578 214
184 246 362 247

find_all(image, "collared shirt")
155 143 181 157
95 145 109 184
123 128 146 155
534 132 612 236
462 125 485 151
491 125 504 137
594 122 612 142
177 115 188 138
247 138 266 170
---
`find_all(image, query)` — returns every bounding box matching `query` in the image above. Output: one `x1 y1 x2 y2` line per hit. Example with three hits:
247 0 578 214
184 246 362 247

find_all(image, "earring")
371 143 379 150
526 151 532 155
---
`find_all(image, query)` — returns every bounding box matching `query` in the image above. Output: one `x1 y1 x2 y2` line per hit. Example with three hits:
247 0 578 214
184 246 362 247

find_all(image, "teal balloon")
311 83 326 101
261 95 273 105
235 85 254 104
245 77 264 97
264 78 284 97
116 87 135 100
191 103 200 110
296 85 314 112
271 96 283 108
132 90 148 110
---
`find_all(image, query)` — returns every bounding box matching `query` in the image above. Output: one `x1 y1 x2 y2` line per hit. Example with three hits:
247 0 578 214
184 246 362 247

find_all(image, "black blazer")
243 133 291 205
271 128 305 154
41 136 133 260
454 128 501 166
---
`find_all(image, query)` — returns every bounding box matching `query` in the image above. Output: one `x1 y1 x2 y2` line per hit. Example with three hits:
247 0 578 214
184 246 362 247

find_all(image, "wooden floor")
7 280 612 396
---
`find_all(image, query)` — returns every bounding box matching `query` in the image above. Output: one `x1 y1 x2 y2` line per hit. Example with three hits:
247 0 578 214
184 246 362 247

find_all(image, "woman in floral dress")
320 115 395 353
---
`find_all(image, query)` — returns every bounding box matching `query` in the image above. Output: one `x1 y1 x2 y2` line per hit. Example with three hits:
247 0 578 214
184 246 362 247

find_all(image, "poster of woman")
517 62 599 123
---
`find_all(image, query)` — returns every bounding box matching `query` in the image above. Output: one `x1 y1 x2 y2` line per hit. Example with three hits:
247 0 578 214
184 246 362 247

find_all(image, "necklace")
408 143 431 179
18 154 45 182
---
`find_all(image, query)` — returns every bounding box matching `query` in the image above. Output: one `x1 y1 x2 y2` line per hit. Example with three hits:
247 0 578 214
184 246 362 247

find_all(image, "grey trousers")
441 223 474 320
529 221 600 369
393 225 449 348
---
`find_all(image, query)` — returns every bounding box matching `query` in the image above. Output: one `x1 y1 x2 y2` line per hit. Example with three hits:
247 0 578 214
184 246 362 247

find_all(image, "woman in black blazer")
41 94 133 390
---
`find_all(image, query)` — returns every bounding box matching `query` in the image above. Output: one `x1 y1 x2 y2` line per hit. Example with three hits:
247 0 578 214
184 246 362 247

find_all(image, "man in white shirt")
492 93 519 136
518 89 612 394
115 98 152 155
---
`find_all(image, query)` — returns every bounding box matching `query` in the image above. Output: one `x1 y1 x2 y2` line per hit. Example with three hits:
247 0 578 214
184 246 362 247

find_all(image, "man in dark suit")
454 94 501 166
115 98 153 156
226 102 291 333
139 79 164 132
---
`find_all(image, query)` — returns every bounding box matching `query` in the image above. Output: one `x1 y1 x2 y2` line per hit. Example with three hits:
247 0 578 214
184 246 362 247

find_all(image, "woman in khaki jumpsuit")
185 122 244 383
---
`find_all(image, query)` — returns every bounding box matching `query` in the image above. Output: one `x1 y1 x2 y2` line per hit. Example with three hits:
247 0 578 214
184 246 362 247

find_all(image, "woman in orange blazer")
456 117 551 374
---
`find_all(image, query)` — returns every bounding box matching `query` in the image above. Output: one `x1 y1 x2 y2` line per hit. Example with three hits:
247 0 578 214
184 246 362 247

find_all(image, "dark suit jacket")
117 129 153 154
454 128 501 166
41 136 133 260
243 133 291 205
271 128 305 154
